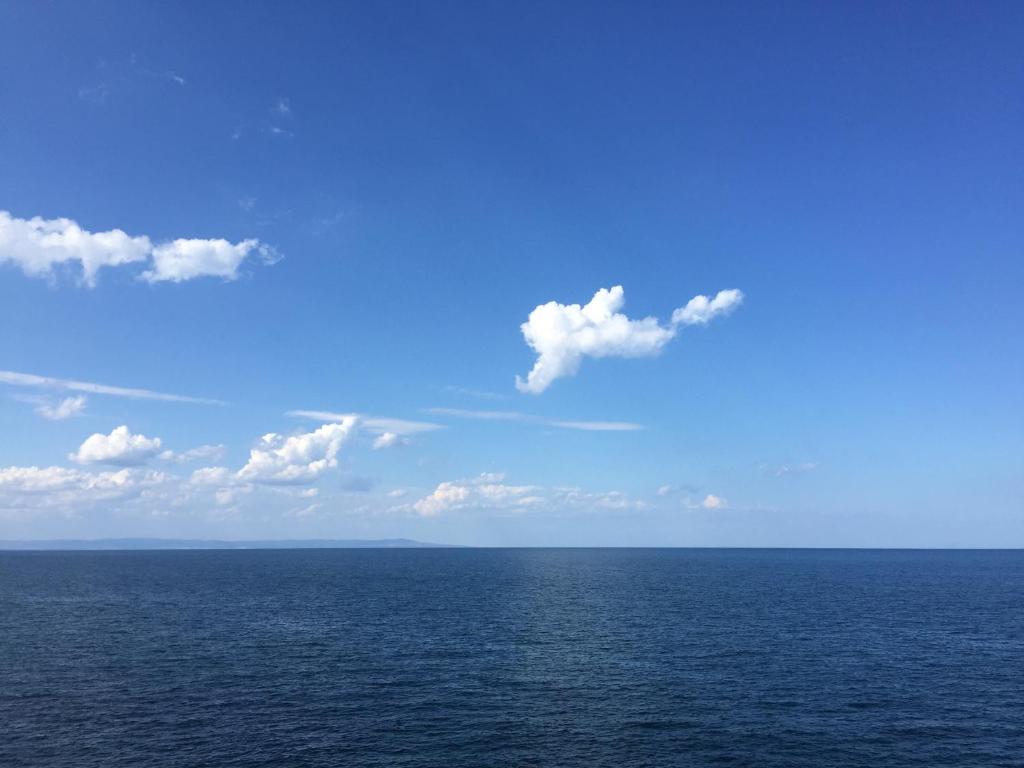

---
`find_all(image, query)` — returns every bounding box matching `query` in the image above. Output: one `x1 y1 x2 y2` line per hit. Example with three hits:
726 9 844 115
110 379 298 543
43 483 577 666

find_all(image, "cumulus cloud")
0 211 150 286
237 419 357 484
69 426 163 466
413 481 472 517
671 289 744 326
0 369 223 404
0 210 277 286
189 466 232 486
141 238 279 283
0 465 168 517
701 494 728 510
409 473 640 517
515 285 743 393
32 395 87 420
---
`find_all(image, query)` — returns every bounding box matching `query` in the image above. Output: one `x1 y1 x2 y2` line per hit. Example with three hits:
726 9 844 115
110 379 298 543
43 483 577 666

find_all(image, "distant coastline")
0 538 459 551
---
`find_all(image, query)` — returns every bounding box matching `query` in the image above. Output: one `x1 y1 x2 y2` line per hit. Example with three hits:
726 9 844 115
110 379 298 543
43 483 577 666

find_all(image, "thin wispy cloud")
0 370 224 405
138 68 186 86
77 56 185 105
159 444 226 464
427 407 525 422
547 420 643 432
763 462 819 478
425 407 643 432
516 285 743 393
286 410 445 436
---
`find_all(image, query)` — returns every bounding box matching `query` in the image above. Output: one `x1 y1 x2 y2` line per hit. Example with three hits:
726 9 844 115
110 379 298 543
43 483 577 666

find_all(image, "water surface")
1 548 1021 766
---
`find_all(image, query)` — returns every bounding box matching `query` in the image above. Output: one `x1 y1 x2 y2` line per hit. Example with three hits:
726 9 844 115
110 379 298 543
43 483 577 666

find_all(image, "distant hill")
0 538 460 550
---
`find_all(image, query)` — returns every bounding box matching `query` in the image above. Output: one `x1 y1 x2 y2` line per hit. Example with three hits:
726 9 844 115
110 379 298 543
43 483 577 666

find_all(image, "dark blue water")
1 549 1022 767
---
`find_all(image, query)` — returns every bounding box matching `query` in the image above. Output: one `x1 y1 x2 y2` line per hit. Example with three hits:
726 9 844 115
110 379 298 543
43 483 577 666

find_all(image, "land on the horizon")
0 538 458 551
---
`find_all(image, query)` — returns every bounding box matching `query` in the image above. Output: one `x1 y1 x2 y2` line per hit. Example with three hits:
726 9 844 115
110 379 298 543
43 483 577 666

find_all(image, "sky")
0 1 1021 546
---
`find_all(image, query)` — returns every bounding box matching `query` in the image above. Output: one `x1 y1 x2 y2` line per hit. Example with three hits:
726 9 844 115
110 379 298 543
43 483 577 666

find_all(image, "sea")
1 548 1021 767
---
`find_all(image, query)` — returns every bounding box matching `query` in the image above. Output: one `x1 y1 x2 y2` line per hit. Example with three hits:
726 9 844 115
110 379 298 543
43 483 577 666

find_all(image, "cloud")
372 432 406 450
0 369 223 404
189 466 232 486
426 407 526 422
656 483 701 497
425 407 643 432
515 285 743 393
69 425 163 466
273 97 291 115
159 444 225 464
767 462 819 478
237 419 357 484
287 410 444 437
30 395 87 420
285 502 322 519
141 238 278 283
701 494 728 510
671 289 744 326
409 473 641 517
547 420 643 432
413 481 472 517
0 211 150 286
0 465 168 518
0 210 278 286
77 83 111 104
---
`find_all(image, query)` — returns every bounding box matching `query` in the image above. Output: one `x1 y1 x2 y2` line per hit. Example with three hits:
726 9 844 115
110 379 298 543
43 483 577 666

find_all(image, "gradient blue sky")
1 1 1021 545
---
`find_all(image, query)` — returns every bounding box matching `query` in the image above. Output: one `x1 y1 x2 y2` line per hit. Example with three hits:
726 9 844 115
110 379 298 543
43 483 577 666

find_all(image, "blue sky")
1 1 1021 546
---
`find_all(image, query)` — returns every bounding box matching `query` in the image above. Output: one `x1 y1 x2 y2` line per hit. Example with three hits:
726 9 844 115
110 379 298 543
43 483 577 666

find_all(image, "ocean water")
1 549 1022 767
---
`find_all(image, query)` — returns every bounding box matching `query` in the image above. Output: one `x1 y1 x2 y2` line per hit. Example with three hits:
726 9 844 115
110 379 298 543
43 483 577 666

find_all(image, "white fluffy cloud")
0 465 169 518
410 473 640 517
516 285 743 393
141 238 277 283
0 211 150 286
33 396 87 420
671 289 745 326
0 210 276 286
69 425 163 466
237 419 357 484
701 494 727 510
413 481 472 516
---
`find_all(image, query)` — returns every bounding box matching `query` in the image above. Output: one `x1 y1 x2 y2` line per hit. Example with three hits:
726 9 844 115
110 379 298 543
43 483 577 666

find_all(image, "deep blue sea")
1 549 1022 767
